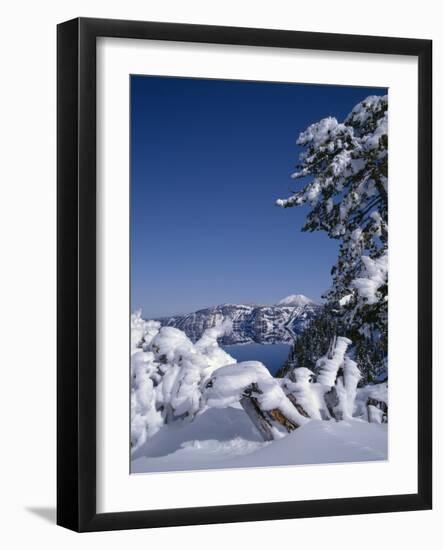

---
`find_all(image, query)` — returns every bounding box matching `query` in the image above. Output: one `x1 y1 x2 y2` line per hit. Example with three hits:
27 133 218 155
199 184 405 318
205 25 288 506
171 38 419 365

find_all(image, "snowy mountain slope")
157 301 321 344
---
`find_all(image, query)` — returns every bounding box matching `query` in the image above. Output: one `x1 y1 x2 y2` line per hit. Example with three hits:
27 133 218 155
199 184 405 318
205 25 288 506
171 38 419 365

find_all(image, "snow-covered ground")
131 405 387 473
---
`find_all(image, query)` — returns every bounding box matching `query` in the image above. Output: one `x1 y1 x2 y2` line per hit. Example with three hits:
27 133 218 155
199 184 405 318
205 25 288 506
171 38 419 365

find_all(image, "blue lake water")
221 343 291 376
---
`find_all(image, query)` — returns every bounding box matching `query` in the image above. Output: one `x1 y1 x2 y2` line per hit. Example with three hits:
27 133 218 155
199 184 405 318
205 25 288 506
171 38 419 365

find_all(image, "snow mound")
242 419 387 467
277 294 316 307
131 406 263 465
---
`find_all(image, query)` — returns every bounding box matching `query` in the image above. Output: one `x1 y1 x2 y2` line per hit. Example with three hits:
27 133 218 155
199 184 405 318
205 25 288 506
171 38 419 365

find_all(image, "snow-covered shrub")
131 312 235 452
131 310 161 352
354 382 388 423
131 349 164 450
280 336 363 422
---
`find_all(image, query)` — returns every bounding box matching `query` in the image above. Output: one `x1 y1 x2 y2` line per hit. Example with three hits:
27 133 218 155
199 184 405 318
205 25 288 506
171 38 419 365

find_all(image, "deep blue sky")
131 76 386 318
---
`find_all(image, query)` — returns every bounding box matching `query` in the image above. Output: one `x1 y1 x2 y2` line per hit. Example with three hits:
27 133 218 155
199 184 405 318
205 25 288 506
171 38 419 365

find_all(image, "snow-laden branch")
351 253 388 305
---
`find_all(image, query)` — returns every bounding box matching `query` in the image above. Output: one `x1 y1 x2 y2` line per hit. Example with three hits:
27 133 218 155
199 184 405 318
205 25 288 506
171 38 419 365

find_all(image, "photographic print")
130 75 388 474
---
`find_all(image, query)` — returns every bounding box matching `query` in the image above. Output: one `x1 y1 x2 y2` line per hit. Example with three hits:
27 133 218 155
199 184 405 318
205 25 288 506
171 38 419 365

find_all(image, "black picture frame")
57 17 432 532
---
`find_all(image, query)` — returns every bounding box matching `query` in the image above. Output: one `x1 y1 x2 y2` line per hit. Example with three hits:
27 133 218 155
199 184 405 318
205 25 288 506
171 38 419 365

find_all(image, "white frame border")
96 37 418 514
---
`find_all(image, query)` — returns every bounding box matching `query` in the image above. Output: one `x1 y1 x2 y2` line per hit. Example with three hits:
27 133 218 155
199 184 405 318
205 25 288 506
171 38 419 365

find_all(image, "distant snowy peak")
277 294 317 307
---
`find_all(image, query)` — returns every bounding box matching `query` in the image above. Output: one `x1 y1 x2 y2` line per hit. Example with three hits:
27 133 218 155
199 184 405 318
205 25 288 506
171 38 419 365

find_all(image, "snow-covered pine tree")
277 95 388 364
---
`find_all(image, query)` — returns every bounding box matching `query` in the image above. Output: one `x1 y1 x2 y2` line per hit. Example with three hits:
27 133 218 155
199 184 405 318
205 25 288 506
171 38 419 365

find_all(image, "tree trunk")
327 335 337 359
240 394 275 441
285 393 310 419
240 383 300 441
